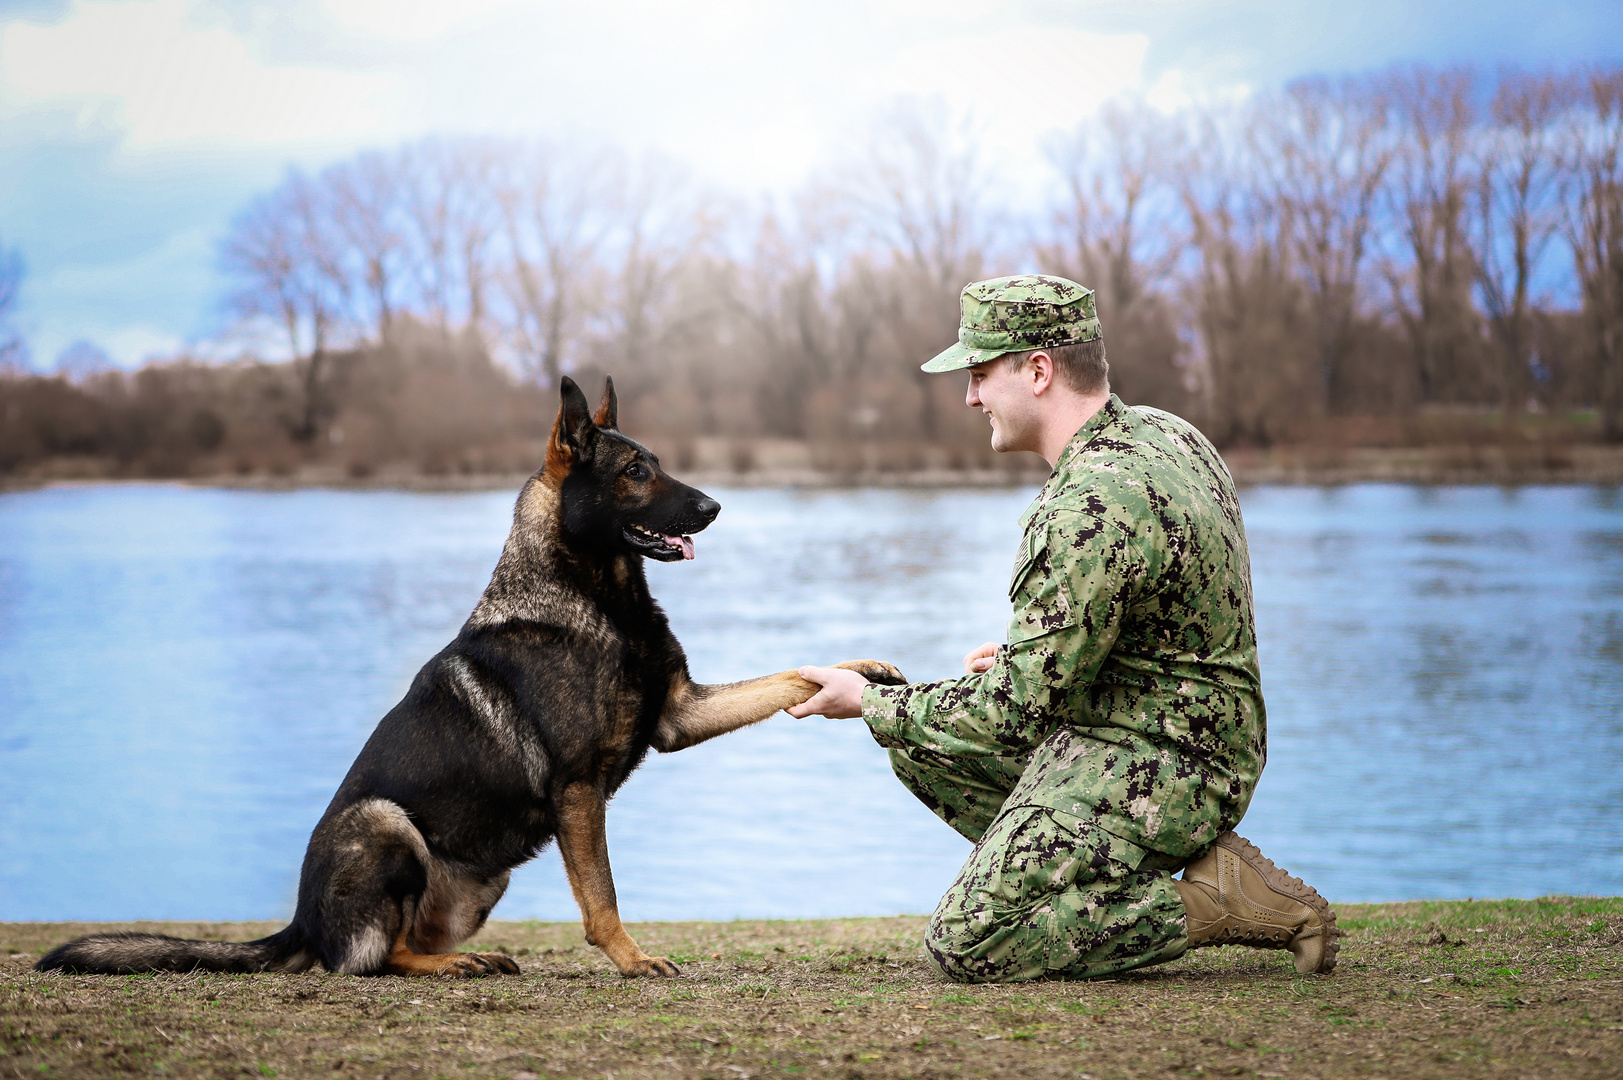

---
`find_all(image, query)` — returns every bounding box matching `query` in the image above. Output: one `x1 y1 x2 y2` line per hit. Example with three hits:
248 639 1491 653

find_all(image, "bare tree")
1046 99 1182 317
400 137 501 340
1381 66 1483 405
1252 75 1394 413
1473 69 1575 423
592 154 724 392
790 187 885 387
1567 67 1623 440
0 237 24 373
825 98 996 291
828 256 889 385
815 98 999 438
325 151 406 344
753 187 899 445
729 209 833 437
220 170 351 440
494 143 617 388
1178 105 1317 444
1043 97 1187 408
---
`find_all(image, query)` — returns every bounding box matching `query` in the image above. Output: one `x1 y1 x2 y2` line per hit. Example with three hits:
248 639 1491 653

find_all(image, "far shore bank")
5 442 1623 493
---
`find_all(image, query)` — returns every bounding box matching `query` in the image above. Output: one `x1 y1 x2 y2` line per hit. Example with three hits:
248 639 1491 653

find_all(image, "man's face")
966 356 1040 454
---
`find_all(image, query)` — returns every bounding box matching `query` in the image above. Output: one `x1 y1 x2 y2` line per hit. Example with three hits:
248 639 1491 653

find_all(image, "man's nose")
965 377 979 407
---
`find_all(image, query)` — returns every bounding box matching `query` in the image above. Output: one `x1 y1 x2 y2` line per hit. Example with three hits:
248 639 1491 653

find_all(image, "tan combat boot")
1175 832 1339 974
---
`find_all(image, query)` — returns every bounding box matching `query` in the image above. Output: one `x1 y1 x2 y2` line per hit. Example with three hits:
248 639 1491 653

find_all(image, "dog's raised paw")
835 659 908 686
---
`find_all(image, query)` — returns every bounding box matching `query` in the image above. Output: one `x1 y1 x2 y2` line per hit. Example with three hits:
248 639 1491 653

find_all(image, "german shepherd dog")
39 377 903 979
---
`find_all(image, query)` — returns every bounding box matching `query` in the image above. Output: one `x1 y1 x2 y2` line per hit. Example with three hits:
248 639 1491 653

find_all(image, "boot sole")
1214 832 1340 974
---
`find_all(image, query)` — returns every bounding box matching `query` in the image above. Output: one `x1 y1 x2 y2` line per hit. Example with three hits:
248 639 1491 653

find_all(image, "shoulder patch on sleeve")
1007 518 1080 643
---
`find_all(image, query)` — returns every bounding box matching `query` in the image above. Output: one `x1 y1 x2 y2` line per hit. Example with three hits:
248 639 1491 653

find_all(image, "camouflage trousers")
891 740 1193 983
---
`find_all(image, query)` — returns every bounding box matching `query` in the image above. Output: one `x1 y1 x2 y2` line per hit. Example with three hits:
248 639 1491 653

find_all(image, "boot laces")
1217 924 1291 947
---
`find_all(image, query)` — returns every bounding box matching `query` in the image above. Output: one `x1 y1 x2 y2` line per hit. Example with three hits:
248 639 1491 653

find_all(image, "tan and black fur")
38 377 903 979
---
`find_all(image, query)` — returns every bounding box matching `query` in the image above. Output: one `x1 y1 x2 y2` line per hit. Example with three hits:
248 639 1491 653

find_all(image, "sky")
1 0 1620 368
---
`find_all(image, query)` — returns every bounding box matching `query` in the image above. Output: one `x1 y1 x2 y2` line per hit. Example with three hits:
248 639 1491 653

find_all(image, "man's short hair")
1002 337 1109 395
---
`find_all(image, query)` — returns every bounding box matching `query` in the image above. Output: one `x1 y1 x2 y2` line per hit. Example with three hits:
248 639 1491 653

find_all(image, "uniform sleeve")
862 509 1146 757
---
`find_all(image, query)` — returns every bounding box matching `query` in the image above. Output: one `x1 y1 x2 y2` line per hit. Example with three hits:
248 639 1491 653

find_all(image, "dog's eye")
624 463 648 480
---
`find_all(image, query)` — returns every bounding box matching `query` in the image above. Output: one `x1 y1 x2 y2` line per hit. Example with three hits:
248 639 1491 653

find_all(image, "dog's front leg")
555 781 679 978
653 660 906 752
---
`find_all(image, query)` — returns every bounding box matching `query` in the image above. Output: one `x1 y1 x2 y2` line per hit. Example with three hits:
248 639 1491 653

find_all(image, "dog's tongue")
664 534 695 561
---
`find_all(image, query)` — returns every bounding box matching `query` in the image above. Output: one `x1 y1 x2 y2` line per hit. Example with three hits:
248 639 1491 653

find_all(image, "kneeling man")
792 275 1337 983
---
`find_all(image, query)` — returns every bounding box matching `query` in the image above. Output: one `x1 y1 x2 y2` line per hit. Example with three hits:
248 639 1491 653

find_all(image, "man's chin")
988 419 1034 456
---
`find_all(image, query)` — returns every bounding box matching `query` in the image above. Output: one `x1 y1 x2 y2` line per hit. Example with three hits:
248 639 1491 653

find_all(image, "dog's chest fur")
473 536 677 785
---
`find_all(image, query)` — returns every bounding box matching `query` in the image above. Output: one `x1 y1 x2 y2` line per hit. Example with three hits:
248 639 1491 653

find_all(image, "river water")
0 483 1618 922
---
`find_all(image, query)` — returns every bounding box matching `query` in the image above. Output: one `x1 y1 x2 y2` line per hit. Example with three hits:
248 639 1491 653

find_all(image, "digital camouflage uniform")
863 277 1266 983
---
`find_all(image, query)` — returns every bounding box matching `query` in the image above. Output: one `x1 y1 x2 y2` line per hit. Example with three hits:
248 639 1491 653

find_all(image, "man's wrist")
860 682 905 738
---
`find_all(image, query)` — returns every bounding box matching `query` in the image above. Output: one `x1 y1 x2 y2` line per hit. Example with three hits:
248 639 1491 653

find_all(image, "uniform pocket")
983 805 1094 911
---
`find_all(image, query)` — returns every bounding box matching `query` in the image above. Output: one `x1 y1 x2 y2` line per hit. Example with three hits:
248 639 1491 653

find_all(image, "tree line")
3 62 1621 480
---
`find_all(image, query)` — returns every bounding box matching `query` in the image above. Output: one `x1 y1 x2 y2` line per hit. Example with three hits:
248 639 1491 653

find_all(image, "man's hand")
963 641 1001 675
786 666 870 719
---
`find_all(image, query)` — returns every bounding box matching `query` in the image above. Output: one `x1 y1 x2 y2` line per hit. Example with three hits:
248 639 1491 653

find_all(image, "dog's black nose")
695 497 721 524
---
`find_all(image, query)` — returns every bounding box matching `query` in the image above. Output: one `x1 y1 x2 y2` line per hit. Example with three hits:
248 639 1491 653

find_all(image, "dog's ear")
593 376 618 430
546 377 597 479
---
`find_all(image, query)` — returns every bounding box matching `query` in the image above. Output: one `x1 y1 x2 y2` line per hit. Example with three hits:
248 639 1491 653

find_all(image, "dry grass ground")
3 898 1619 1080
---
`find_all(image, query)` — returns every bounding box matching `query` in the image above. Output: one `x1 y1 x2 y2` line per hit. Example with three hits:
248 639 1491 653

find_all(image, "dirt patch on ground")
3 898 1619 1079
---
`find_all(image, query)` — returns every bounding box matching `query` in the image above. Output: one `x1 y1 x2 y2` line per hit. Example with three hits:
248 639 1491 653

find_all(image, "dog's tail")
34 925 315 975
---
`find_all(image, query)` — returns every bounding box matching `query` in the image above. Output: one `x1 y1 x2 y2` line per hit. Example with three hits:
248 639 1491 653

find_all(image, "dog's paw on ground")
432 952 521 977
619 955 681 978
474 951 522 975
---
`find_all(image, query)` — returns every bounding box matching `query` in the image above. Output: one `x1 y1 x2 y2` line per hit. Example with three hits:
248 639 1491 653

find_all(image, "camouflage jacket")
862 396 1266 858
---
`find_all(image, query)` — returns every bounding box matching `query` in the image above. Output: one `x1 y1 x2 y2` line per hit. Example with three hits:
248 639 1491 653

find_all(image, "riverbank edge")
5 442 1623 492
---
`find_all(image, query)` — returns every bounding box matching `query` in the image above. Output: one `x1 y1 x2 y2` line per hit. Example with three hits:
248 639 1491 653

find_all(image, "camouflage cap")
922 274 1102 373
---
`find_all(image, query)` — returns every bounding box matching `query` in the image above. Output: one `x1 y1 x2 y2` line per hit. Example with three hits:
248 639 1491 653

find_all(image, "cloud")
0 0 398 148
878 27 1149 165
321 0 515 42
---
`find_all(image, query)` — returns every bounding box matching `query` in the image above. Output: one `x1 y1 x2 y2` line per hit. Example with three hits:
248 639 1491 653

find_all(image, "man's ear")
546 377 597 478
593 376 618 430
1027 350 1056 396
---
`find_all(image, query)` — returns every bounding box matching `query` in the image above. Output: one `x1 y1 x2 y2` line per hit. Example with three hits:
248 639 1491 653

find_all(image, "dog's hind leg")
380 922 519 978
556 781 679 978
307 799 519 978
652 660 907 752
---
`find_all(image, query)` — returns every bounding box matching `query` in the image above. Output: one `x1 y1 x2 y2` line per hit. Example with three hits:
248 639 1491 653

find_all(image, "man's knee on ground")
918 804 1194 983
921 868 1073 984
922 904 1011 983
